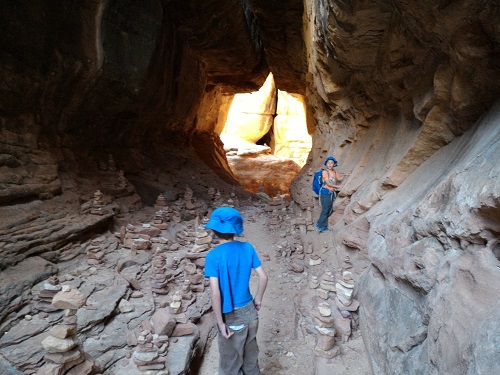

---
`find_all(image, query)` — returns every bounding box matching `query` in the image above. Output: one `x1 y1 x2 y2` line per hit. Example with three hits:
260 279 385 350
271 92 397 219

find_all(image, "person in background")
204 207 268 375
316 156 349 232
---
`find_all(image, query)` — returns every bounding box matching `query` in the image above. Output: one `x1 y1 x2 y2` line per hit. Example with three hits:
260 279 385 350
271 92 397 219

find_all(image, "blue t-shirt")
204 241 262 313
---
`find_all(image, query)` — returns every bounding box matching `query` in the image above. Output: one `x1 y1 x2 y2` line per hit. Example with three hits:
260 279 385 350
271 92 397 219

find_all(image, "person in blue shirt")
204 207 268 375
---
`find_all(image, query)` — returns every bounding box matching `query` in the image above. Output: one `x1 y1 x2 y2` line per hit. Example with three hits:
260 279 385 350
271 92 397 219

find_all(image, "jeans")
217 301 260 375
316 192 335 229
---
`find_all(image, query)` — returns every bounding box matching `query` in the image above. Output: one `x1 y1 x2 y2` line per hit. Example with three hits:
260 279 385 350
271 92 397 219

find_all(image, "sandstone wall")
289 0 500 373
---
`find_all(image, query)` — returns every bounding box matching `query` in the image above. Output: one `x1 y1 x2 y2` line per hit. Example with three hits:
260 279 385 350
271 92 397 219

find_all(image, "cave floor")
0 200 372 375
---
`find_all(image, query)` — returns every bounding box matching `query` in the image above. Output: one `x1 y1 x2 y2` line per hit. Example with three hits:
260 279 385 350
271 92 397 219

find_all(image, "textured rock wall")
290 0 500 373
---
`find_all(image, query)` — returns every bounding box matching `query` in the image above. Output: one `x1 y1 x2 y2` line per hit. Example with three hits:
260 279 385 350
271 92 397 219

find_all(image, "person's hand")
218 322 234 339
254 300 262 311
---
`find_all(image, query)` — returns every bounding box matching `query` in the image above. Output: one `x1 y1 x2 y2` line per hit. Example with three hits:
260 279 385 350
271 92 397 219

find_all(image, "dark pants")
217 301 260 375
316 192 335 229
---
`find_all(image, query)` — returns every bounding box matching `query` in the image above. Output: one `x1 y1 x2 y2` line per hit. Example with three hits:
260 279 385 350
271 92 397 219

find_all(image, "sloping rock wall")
289 0 500 373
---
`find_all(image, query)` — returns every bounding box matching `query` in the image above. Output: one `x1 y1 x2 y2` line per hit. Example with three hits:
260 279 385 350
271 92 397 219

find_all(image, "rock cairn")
170 291 182 314
191 229 211 253
207 187 216 202
150 249 170 295
154 193 167 210
132 330 167 372
213 190 224 207
90 190 105 215
117 170 127 188
33 276 61 313
124 224 152 250
107 154 116 172
320 270 336 292
335 271 359 312
176 224 195 247
152 210 169 230
86 238 105 265
230 192 239 207
38 286 96 374
312 302 340 359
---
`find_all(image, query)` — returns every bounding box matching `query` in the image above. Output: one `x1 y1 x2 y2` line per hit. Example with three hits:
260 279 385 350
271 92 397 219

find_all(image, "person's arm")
209 277 234 339
323 171 341 189
253 266 268 311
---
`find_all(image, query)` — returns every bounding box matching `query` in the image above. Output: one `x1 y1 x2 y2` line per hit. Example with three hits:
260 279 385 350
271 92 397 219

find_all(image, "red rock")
52 289 86 310
151 309 176 336
49 324 77 339
171 322 195 337
44 349 83 364
313 345 340 359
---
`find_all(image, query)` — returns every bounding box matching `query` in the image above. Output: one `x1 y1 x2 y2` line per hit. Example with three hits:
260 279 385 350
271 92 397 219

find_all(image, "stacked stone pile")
152 210 169 230
191 229 211 253
170 291 182 314
33 276 61 312
132 330 167 372
154 194 168 210
213 190 224 207
38 286 97 374
294 213 307 234
176 224 195 247
267 209 282 229
230 192 239 207
335 271 359 312
150 249 170 295
311 302 340 359
319 270 336 296
89 190 105 215
86 238 105 266
188 271 205 293
123 224 152 250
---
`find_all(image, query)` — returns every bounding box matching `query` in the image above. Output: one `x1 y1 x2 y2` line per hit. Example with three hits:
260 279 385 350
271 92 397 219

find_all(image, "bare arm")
323 171 341 189
209 277 234 339
253 266 268 311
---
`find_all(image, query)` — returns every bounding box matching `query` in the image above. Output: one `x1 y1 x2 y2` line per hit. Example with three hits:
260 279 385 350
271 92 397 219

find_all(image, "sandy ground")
198 204 372 375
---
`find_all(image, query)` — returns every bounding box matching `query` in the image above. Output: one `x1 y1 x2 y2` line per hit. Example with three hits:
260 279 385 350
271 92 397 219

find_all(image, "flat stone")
119 299 135 313
337 279 354 289
314 345 340 359
151 309 176 336
316 288 329 299
316 327 336 336
335 283 353 298
316 334 335 351
133 350 159 362
309 258 322 266
171 322 195 337
337 292 353 306
49 325 77 339
41 336 77 353
335 296 359 312
44 349 83 364
52 289 86 310
319 281 336 292
318 303 332 317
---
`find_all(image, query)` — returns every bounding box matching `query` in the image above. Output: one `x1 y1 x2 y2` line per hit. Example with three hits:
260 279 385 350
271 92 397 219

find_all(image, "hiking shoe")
316 225 328 233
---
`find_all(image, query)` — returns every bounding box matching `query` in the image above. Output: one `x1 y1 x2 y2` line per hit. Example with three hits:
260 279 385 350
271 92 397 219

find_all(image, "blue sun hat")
324 156 338 167
205 207 244 235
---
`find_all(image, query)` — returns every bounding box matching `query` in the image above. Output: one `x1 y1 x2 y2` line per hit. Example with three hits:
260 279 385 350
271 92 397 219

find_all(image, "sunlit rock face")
220 74 311 195
290 1 500 374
